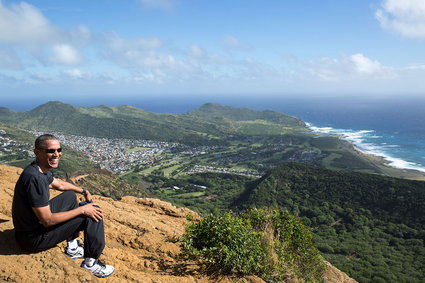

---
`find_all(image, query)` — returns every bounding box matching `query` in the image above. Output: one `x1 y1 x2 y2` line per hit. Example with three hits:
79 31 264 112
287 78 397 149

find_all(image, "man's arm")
32 203 103 227
33 178 100 227
49 178 93 202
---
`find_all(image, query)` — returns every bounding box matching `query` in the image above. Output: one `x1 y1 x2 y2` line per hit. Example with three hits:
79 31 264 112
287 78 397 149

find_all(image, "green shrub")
244 208 326 282
180 211 264 275
180 208 326 282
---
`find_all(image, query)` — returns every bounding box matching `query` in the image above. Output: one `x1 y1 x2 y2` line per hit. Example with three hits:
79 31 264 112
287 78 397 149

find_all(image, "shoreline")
355 147 425 181
307 123 425 181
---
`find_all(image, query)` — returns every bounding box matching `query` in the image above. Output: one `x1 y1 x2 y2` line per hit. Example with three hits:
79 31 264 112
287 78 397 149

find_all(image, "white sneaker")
65 241 84 259
81 259 114 278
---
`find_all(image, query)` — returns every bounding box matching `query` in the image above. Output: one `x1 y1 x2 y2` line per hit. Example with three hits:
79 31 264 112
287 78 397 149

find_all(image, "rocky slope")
0 165 356 282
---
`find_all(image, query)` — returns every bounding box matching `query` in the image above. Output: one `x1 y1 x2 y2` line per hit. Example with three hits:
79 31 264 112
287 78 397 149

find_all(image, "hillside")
234 162 425 282
0 101 306 146
0 164 356 282
0 123 99 178
1 101 395 178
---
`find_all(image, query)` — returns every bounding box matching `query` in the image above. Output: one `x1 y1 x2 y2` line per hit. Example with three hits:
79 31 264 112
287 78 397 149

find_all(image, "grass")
177 191 205 198
139 165 161 175
163 164 183 177
321 153 342 168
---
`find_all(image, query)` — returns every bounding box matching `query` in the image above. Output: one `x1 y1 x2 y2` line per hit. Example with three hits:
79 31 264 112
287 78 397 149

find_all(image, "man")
12 134 114 278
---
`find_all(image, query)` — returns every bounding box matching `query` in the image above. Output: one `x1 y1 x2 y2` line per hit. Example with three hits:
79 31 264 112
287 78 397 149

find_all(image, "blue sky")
1 0 425 110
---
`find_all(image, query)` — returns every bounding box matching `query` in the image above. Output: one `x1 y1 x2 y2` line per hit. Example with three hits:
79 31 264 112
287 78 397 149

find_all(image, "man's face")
34 139 62 172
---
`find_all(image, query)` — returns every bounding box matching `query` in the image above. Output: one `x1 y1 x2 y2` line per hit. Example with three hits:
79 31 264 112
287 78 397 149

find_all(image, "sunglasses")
40 148 63 154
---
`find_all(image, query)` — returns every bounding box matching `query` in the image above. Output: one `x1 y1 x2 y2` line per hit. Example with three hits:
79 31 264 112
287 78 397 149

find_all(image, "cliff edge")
0 165 356 282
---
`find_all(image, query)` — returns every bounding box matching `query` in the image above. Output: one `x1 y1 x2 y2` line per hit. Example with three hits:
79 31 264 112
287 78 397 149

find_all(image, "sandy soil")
0 165 356 282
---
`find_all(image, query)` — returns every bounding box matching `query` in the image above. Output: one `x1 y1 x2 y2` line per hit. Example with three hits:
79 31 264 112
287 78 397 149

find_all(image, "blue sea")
229 96 425 173
4 95 425 173
126 95 425 174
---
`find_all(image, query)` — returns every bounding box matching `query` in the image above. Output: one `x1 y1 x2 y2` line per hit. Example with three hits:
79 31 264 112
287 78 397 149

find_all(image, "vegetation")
181 208 325 282
0 124 98 177
0 101 391 176
145 172 252 214
0 101 306 146
234 162 425 282
2 102 425 281
150 162 425 282
74 172 151 200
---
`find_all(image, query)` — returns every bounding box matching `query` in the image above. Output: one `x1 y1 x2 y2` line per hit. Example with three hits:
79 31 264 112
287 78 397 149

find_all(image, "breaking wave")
306 123 425 173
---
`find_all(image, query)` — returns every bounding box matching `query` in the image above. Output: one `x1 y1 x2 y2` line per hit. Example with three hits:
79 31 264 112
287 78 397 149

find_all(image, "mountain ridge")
233 162 425 282
0 101 306 145
0 164 355 282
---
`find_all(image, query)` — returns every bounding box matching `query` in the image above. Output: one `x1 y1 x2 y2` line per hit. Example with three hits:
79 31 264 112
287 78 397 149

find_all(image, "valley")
1 102 424 282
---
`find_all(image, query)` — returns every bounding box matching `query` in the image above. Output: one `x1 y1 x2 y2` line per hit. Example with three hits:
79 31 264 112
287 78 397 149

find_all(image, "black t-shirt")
12 162 53 232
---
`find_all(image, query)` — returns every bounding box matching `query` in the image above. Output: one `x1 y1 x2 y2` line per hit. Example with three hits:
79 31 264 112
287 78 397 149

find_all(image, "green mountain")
0 101 395 176
0 101 306 146
5 101 218 145
0 123 98 177
189 102 304 125
3 101 424 281
0 107 17 123
233 162 425 282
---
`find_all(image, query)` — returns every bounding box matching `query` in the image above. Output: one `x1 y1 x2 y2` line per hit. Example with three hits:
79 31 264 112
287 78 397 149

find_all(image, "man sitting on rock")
12 134 114 278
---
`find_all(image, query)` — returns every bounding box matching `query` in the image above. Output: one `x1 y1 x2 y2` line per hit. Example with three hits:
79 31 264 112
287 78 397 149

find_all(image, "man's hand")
33 202 101 227
84 190 93 203
81 202 103 222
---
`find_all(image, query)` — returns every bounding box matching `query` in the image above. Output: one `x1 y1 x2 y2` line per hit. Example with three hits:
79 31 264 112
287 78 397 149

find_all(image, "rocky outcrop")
0 165 356 282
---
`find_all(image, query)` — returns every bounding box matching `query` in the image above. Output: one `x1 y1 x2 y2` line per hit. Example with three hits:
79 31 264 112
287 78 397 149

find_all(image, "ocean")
128 95 425 174
227 96 425 173
4 95 425 173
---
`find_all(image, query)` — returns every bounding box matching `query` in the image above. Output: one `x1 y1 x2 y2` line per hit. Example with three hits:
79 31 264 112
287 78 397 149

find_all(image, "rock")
0 165 356 282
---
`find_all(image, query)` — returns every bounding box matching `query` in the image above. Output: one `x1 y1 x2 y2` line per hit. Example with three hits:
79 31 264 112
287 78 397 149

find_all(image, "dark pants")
15 191 105 259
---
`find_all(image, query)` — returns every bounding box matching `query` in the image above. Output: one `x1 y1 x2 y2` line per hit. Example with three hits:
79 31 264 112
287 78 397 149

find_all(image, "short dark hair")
35 134 59 149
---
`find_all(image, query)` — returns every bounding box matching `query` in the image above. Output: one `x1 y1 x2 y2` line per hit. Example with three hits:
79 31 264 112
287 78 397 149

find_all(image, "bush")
180 208 326 282
180 211 264 275
243 208 326 282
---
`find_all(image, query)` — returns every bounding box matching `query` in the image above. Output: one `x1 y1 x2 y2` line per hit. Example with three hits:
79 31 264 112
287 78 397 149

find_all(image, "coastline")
307 123 425 181
356 149 425 181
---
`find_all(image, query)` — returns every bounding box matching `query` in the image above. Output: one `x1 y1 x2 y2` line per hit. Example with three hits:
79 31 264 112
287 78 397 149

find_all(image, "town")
1 128 334 179
0 130 261 177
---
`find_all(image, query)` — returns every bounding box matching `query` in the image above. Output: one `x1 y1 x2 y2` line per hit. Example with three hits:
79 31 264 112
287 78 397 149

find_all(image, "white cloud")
104 33 162 52
0 1 58 44
308 53 395 81
404 64 425 70
223 35 242 49
26 72 55 84
0 2 89 67
69 25 92 45
189 44 205 58
0 72 20 84
63 68 84 79
0 48 22 69
101 33 202 83
51 44 82 65
350 53 385 74
376 0 425 39
222 35 253 52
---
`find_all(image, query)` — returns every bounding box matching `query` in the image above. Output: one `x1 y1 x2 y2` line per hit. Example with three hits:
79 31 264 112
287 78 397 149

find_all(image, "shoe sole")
81 266 114 278
66 253 84 260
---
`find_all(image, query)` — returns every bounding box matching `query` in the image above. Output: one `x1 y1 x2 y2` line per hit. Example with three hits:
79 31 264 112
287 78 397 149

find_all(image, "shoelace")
96 260 106 268
91 260 107 272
